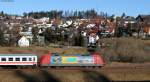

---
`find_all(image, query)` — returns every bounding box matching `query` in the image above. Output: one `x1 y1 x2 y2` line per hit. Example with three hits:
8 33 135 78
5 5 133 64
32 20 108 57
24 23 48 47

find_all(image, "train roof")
0 54 37 56
51 53 91 56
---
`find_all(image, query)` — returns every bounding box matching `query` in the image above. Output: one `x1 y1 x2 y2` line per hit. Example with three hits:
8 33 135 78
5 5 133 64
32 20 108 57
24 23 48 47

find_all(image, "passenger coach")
0 54 38 66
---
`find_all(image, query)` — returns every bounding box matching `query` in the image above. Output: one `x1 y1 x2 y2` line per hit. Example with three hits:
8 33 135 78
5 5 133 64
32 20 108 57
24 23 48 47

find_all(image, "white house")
88 33 99 44
19 32 33 42
18 36 30 47
86 24 96 29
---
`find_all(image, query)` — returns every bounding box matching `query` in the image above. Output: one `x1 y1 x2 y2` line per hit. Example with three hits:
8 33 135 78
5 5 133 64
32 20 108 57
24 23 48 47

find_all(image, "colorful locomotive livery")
40 53 105 67
0 52 105 68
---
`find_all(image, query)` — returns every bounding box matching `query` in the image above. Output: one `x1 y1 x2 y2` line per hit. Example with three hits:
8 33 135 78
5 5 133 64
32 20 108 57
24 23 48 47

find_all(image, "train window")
22 58 27 61
82 54 90 56
54 55 59 56
1 58 6 61
29 58 32 61
33 57 35 61
9 58 13 61
15 58 20 61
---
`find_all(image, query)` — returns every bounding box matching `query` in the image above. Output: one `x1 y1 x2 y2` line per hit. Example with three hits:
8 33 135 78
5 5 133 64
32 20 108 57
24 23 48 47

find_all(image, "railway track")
0 67 99 71
0 64 150 71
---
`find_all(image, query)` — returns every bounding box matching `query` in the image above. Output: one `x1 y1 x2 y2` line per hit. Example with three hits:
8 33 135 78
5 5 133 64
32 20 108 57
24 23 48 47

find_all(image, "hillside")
0 37 149 63
99 37 150 63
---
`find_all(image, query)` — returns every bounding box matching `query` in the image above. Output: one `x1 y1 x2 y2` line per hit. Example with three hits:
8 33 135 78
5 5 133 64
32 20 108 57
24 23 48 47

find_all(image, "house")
124 16 136 24
136 15 150 37
18 36 30 47
88 32 99 46
136 15 150 23
39 17 49 24
19 31 33 42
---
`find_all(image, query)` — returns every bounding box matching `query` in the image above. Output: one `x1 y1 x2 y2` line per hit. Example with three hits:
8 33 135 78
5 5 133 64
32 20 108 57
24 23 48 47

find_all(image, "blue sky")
0 0 149 16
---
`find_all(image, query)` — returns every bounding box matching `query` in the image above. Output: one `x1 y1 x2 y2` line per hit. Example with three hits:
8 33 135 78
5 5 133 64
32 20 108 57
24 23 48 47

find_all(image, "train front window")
15 58 20 61
1 58 6 61
22 58 27 61
9 58 13 61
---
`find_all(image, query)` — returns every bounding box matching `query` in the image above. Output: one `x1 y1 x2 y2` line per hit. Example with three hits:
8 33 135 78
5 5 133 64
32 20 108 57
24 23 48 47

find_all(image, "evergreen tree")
44 28 52 43
32 27 39 44
0 30 5 46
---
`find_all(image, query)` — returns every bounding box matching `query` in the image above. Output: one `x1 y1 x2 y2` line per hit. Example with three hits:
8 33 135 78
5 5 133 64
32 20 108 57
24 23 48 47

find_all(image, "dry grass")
0 46 88 57
99 37 150 63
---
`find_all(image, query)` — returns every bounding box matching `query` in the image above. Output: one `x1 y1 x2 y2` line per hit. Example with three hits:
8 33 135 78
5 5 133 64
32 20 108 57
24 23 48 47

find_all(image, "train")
0 52 105 68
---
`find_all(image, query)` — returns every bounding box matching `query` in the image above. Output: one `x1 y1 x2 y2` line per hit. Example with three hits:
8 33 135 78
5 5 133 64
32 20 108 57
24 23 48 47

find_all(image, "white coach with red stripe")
0 54 38 66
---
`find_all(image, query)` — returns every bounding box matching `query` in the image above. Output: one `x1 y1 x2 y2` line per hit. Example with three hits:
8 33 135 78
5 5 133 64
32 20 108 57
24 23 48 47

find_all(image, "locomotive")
40 53 104 67
0 52 105 68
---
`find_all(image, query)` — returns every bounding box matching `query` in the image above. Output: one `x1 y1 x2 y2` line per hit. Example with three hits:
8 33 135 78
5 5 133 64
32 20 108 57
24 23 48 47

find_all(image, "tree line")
23 9 109 19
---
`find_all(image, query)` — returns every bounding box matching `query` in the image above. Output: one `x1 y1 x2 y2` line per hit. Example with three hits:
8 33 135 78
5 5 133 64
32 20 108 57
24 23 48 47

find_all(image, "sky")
0 0 150 16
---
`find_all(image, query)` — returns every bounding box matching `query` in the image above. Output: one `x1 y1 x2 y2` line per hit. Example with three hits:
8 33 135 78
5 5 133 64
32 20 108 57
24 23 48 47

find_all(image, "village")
0 10 150 47
0 0 150 81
